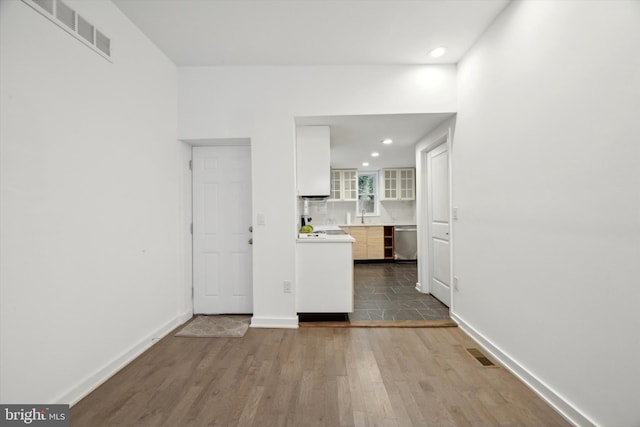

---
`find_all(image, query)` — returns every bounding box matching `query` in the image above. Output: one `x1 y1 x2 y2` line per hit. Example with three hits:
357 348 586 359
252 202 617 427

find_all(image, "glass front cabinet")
381 168 415 201
329 169 357 201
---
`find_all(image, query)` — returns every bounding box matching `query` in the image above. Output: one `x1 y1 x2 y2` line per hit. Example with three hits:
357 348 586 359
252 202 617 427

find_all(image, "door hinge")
190 223 193 235
189 160 193 171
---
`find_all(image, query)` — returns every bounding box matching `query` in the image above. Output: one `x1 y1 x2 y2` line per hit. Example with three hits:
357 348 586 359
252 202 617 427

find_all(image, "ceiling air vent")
32 0 53 14
22 0 112 61
77 15 94 44
55 0 75 31
95 30 111 57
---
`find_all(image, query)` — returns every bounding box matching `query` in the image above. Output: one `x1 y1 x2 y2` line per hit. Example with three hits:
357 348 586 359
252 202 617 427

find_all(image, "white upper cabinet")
382 169 398 200
329 169 357 201
398 168 415 200
296 126 330 197
380 168 415 200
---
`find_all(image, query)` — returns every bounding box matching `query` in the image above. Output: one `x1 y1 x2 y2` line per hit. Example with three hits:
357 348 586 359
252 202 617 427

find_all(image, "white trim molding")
451 312 597 427
250 316 299 329
416 130 450 296
60 310 192 406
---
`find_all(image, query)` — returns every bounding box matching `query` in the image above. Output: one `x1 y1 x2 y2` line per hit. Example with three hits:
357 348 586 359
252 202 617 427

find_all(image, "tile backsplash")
298 199 416 226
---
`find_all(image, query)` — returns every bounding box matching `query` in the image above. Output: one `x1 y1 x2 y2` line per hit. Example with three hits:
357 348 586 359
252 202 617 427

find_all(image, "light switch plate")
283 280 292 293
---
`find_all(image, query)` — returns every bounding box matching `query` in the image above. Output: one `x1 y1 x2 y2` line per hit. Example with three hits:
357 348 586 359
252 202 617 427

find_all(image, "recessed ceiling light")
362 162 369 167
429 47 447 58
382 139 393 145
371 152 379 157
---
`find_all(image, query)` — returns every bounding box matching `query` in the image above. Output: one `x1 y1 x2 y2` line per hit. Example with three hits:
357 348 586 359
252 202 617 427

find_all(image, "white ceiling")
296 113 453 170
112 0 510 66
112 0 506 169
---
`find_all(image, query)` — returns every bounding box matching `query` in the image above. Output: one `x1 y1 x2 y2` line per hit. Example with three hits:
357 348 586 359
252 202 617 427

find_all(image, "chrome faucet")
361 209 365 224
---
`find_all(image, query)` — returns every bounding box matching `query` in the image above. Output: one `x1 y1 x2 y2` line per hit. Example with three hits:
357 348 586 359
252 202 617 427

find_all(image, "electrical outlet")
453 276 459 291
283 280 292 293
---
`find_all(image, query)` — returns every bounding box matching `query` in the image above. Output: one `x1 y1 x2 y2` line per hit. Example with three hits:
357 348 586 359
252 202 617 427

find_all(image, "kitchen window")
357 171 379 216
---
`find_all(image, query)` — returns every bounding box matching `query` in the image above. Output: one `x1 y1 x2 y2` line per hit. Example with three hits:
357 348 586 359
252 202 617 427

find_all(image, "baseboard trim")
250 316 299 329
60 309 192 407
450 312 596 427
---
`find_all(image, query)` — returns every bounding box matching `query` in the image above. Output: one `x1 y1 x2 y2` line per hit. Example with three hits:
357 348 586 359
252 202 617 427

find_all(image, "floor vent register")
467 347 497 367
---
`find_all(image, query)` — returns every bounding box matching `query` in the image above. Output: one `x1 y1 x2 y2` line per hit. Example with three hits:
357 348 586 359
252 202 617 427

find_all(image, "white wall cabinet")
381 168 415 200
296 126 330 196
329 169 357 201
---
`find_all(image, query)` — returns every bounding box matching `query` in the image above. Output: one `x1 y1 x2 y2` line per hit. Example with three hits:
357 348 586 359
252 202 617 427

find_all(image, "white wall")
453 1 640 426
0 0 186 404
178 66 457 326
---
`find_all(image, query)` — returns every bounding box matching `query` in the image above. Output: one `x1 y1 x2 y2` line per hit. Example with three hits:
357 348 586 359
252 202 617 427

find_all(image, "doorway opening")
417 131 453 308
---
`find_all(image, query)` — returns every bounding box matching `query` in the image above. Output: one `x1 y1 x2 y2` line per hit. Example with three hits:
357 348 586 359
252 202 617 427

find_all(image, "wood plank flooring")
71 327 571 426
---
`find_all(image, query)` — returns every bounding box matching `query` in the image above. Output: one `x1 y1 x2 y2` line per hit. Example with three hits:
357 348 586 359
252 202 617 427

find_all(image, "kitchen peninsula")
295 226 354 314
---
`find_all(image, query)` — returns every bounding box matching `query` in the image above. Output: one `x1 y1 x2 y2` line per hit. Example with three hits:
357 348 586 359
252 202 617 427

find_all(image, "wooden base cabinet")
342 226 384 260
384 226 394 259
346 227 367 259
367 227 384 259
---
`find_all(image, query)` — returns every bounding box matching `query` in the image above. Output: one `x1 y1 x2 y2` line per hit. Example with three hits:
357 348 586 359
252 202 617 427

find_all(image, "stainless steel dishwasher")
394 225 417 260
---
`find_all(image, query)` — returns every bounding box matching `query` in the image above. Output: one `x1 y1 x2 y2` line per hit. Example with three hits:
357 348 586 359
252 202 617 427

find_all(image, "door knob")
249 226 253 232
248 238 253 245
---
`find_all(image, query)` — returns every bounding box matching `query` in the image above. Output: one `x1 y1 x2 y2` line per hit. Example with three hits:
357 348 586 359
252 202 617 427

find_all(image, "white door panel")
427 143 451 306
193 146 253 314
433 239 450 285
431 151 449 222
431 223 449 240
204 253 220 296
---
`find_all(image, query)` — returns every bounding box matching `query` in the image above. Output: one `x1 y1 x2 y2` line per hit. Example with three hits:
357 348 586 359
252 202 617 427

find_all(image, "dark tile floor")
349 262 450 321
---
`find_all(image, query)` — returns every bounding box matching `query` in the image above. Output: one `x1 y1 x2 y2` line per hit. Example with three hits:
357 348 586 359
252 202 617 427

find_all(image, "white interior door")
192 145 253 314
427 143 451 306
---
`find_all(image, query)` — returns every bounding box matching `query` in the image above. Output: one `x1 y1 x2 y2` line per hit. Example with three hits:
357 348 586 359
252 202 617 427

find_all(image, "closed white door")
192 146 253 314
427 143 450 306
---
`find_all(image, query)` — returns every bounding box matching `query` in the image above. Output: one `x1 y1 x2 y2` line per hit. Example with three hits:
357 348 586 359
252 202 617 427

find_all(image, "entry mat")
175 315 250 338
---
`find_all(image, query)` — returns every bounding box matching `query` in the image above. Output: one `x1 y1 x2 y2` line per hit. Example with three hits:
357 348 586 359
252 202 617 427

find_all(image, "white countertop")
296 234 355 243
312 225 344 231
297 225 355 243
338 223 415 227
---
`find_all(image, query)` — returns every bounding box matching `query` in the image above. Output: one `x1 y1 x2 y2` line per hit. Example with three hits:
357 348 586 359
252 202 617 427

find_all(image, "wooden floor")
71 327 571 427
